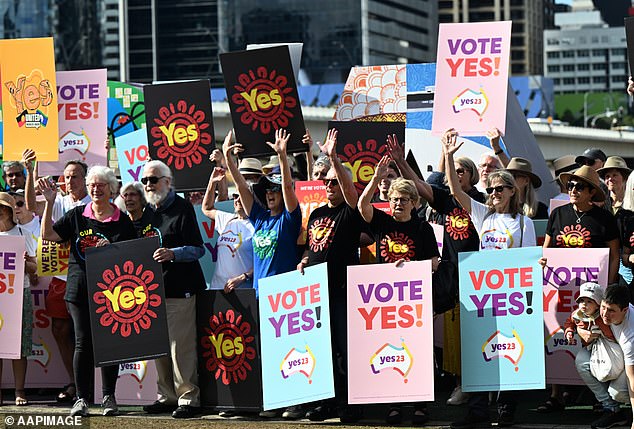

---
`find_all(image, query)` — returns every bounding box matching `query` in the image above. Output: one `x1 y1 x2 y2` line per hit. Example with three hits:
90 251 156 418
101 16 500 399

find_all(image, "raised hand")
222 129 243 159
486 128 503 150
302 129 313 150
209 149 225 166
37 177 57 203
266 128 290 155
210 167 226 184
317 128 338 158
628 76 634 97
374 155 391 180
386 134 404 161
441 128 462 156
22 149 36 173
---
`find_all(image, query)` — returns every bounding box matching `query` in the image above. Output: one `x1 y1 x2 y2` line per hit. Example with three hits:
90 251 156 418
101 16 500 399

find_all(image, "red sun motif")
200 310 257 385
231 66 297 135
381 231 416 262
308 217 335 253
93 261 162 337
150 100 212 170
445 207 473 240
555 224 591 248
340 139 388 194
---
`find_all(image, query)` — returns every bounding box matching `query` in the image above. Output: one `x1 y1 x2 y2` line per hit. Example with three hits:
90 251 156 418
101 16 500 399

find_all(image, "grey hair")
2 161 24 174
120 181 147 205
314 154 331 169
143 160 173 181
86 166 119 195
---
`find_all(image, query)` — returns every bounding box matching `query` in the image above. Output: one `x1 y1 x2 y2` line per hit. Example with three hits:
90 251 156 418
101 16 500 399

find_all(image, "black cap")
575 148 607 166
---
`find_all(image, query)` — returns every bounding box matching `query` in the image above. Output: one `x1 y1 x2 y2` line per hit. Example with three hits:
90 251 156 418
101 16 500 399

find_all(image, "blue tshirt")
249 201 302 296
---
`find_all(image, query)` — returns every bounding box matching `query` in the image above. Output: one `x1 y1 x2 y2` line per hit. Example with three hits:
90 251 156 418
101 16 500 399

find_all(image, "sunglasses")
265 186 282 193
323 178 339 187
485 185 512 194
141 176 166 185
15 200 25 207
566 181 588 192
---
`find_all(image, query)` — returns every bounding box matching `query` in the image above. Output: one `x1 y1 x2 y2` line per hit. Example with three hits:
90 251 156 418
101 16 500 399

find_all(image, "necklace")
572 206 588 224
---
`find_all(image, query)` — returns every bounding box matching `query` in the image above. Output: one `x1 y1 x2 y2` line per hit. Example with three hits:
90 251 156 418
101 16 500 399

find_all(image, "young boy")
565 282 615 345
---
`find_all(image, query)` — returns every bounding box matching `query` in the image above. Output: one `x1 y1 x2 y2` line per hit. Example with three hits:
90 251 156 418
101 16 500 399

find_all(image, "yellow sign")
37 238 69 276
0 37 59 161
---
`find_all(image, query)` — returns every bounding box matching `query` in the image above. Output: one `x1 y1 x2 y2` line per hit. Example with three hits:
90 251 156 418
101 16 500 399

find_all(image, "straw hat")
552 155 577 180
505 157 542 189
0 192 16 223
559 165 605 202
238 158 263 175
596 156 631 179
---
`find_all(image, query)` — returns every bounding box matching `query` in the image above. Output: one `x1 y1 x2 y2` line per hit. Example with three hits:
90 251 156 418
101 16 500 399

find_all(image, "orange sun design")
556 224 592 248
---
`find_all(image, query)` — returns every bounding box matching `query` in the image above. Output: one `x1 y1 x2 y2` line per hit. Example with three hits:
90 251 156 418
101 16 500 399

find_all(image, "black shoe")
282 405 306 420
495 410 515 427
450 412 491 429
591 409 628 429
385 406 402 424
143 400 176 414
412 408 429 426
338 405 363 424
172 405 200 419
306 405 337 421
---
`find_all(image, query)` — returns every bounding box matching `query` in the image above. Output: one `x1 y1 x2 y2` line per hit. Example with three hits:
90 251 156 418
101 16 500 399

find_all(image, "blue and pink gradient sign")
459 247 545 392
258 262 334 410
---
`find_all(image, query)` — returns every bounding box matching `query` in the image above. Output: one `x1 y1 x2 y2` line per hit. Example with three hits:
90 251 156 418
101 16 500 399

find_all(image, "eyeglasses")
485 185 512 194
265 186 281 193
141 176 165 185
479 163 499 170
15 200 25 207
456 168 465 175
389 197 411 204
566 181 588 192
87 182 108 189
323 178 339 187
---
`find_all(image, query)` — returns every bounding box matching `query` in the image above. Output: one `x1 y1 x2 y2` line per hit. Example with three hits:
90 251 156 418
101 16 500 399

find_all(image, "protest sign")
86 237 168 366
143 80 214 191
0 236 26 359
107 81 146 139
347 261 434 404
258 263 333 410
0 37 58 161
37 238 69 277
549 198 568 214
220 46 306 158
115 129 149 185
197 289 262 409
94 360 158 405
194 204 219 289
432 21 512 135
38 69 107 176
295 181 327 245
542 248 609 385
460 247 545 392
246 43 303 82
328 121 405 195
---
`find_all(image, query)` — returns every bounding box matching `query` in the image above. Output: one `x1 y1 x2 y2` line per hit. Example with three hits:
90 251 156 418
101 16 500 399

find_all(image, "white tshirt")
470 199 536 250
52 193 90 281
610 304 634 365
0 225 37 289
19 216 41 241
209 211 255 290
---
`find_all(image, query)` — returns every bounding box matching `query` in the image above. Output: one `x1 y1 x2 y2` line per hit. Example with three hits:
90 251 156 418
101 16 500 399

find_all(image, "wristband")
494 149 504 156
243 272 249 281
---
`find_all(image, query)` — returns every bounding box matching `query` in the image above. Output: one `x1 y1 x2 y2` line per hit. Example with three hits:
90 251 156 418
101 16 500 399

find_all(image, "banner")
220 46 306 158
432 21 512 135
197 289 262 409
459 247 545 392
542 248 609 385
347 261 434 404
295 181 327 245
328 121 405 195
94 360 158 405
86 237 169 366
0 236 26 359
0 37 59 161
143 80 214 191
115 129 149 185
38 69 107 176
37 238 70 276
107 81 146 139
258 263 333 410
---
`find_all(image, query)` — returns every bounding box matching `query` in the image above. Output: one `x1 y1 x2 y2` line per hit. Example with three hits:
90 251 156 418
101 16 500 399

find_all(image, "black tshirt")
534 201 549 220
616 208 634 251
144 193 206 298
132 204 155 237
369 207 440 263
53 205 137 304
428 185 483 264
306 202 362 291
546 203 619 248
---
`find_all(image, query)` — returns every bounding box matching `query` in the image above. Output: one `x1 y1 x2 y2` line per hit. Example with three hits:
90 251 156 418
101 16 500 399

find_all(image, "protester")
504 157 548 219
618 172 634 293
0 193 37 406
238 158 264 185
139 160 206 419
551 155 577 201
40 166 136 417
576 148 607 171
597 156 631 216
474 151 502 194
3 161 27 192
312 153 331 181
116 181 152 234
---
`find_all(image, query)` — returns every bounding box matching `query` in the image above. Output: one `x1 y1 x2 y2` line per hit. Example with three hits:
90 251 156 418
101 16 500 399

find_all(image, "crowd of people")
2 114 634 429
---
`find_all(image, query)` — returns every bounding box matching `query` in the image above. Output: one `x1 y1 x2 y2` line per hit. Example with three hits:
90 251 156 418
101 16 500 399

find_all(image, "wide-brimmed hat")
252 174 283 207
552 155 577 181
597 156 631 179
238 158 263 175
575 148 607 166
576 282 604 305
263 155 296 173
505 157 542 189
560 165 605 202
0 192 16 222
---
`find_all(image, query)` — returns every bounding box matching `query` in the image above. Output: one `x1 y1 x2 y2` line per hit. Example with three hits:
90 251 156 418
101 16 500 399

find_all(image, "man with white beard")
139 160 205 419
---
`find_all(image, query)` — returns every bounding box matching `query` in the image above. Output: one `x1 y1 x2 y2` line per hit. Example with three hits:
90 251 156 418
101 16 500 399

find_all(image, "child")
564 282 615 345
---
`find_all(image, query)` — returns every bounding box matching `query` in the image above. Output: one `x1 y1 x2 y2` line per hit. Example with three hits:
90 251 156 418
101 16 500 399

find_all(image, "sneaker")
219 410 237 417
412 407 429 426
259 409 281 418
282 405 306 420
591 409 628 429
172 405 200 419
495 410 515 427
447 386 470 406
450 412 490 429
70 398 89 417
306 404 337 421
338 405 363 424
101 395 119 416
143 400 177 414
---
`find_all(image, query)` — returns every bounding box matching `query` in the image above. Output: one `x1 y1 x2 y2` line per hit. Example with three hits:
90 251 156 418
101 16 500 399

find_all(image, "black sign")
86 237 168 367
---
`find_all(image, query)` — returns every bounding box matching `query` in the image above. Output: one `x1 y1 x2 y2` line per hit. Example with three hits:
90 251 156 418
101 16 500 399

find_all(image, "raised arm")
358 155 390 223
209 149 228 202
22 148 44 216
201 167 227 220
319 129 358 207
39 178 62 242
303 129 314 180
442 129 472 214
386 134 434 204
222 130 254 215
486 128 509 168
266 129 298 212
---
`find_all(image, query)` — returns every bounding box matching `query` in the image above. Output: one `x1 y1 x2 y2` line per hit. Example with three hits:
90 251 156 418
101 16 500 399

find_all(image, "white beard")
145 188 169 206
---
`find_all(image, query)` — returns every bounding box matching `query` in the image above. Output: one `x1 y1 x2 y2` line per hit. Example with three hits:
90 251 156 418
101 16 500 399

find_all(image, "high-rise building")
437 0 555 76
0 0 51 39
219 0 438 84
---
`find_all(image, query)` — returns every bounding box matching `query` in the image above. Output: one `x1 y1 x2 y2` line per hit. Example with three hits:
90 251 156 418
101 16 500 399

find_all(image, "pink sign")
542 248 608 385
94 360 158 405
39 69 108 176
295 180 327 245
432 21 512 135
0 236 26 360
549 198 569 214
347 261 434 404
431 223 444 255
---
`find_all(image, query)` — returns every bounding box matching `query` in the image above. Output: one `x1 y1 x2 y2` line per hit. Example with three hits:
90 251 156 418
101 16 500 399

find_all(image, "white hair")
143 160 172 180
86 166 119 195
